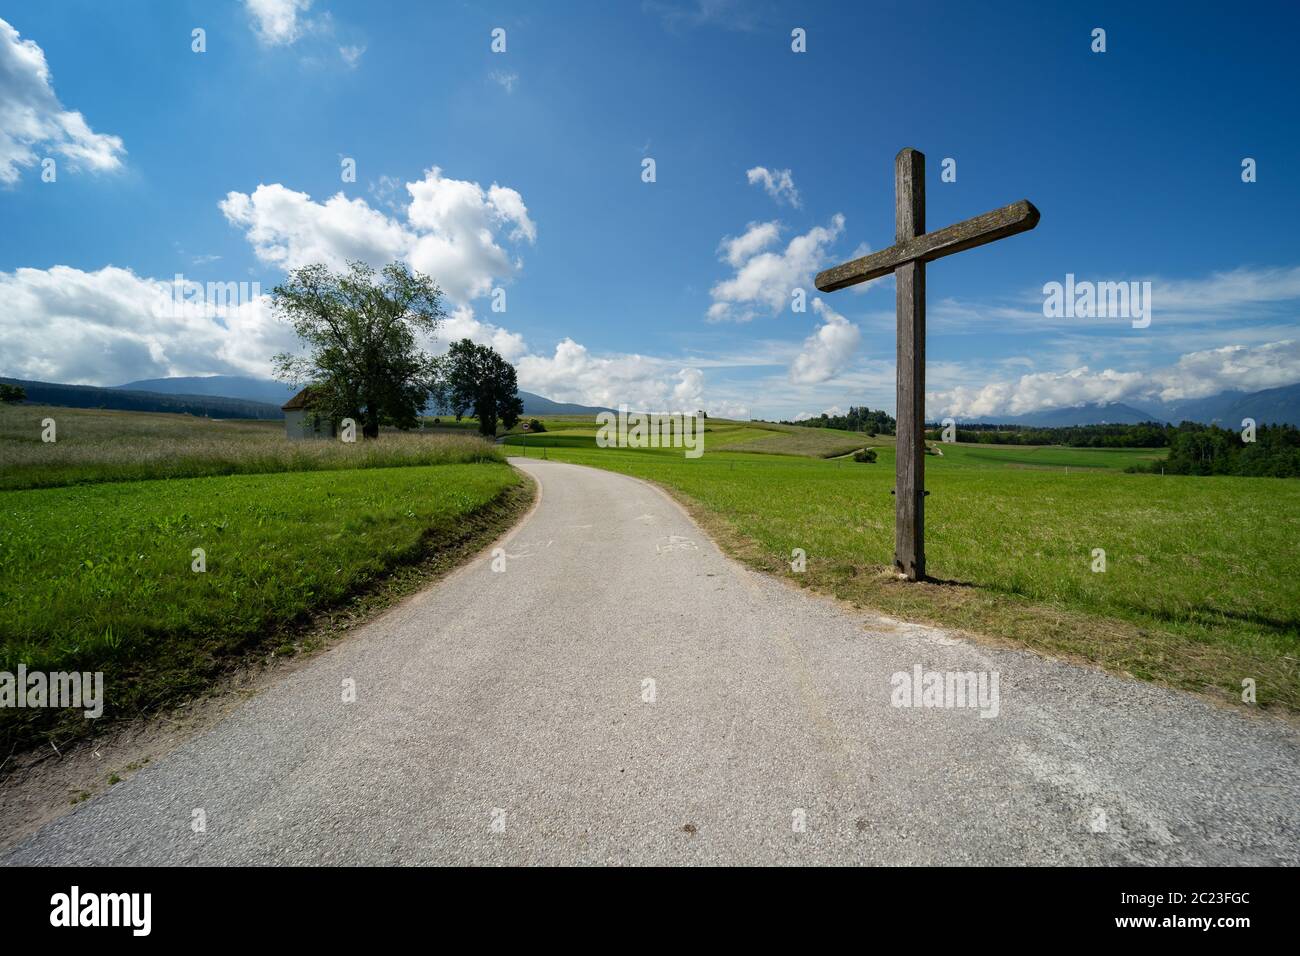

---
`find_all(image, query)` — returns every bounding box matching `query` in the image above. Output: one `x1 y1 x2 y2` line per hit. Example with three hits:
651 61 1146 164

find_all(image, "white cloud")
1155 340 1300 401
1153 266 1300 313
405 169 537 300
928 340 1300 418
219 184 410 275
789 298 860 384
516 339 712 413
719 220 780 268
0 262 539 388
936 265 1300 335
792 405 845 422
0 18 125 184
439 305 527 363
746 166 800 207
930 368 1145 419
708 214 844 322
0 265 290 385
707 398 751 419
339 44 365 68
672 367 705 409
220 167 536 305
245 0 314 46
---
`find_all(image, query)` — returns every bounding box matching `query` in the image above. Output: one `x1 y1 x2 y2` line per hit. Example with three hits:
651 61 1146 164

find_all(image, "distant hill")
118 375 298 407
516 390 614 416
1 377 284 420
1151 383 1300 428
42 372 1297 428
955 385 1300 428
957 402 1160 427
118 375 613 417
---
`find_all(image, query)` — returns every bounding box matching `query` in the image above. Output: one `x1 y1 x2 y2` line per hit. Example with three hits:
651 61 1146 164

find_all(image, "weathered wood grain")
814 199 1040 292
894 148 926 580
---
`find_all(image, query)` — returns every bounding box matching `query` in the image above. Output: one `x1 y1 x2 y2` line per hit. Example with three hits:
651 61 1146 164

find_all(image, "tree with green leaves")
0 383 25 404
436 339 523 438
272 261 445 439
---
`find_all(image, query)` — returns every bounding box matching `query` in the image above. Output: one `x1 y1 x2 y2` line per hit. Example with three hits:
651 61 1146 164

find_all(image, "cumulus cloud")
3 166 537 385
244 0 314 46
405 171 536 300
220 167 536 305
440 305 527 363
792 405 845 422
0 266 291 385
788 298 860 384
219 185 409 275
1155 340 1300 400
928 340 1300 418
516 339 711 412
930 367 1145 419
719 220 780 268
0 18 125 184
0 260 540 390
708 214 844 322
746 166 800 207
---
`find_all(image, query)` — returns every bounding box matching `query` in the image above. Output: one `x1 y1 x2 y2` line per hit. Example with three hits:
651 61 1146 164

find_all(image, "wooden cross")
815 148 1040 581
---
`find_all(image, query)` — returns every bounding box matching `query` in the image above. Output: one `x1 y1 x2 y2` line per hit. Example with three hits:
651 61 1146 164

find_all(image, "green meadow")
3 403 1295 755
507 419 1300 710
0 404 499 491
0 406 524 749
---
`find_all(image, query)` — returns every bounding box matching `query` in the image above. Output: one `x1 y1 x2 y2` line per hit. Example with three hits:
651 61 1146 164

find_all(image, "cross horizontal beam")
814 199 1040 292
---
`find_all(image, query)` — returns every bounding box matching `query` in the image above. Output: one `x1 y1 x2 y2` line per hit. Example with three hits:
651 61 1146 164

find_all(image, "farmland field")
0 406 525 749
507 419 1300 710
0 404 499 491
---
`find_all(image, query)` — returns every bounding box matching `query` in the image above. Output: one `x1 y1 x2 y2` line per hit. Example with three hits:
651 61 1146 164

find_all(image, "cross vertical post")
894 147 925 581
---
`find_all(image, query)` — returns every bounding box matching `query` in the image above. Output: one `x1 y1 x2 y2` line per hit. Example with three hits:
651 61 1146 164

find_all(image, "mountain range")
3 374 1296 428
0 377 284 420
118 376 615 417
0 375 614 420
954 383 1300 428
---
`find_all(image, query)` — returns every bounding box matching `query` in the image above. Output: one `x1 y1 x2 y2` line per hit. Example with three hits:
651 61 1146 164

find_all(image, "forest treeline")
1127 422 1300 477
779 406 897 435
776 410 1299 477
923 421 1172 447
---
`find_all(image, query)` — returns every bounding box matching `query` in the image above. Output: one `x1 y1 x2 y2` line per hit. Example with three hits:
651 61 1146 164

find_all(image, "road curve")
5 458 1298 865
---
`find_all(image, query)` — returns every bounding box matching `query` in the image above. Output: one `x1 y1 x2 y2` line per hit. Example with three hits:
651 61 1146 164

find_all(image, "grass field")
506 419 1300 710
0 406 525 750
4 402 1295 754
0 404 499 491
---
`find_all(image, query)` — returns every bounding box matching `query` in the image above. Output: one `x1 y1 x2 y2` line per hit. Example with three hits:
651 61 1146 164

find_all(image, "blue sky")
2 0 1298 419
